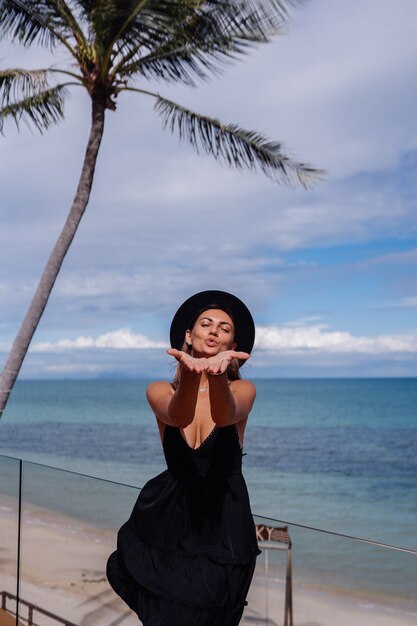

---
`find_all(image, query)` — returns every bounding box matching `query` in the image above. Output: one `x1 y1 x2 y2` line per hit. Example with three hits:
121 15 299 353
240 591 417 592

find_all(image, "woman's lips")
206 339 218 347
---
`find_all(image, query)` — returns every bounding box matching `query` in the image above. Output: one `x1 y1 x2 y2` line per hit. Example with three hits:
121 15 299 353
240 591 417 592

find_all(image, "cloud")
255 322 417 355
26 322 417 358
30 329 167 353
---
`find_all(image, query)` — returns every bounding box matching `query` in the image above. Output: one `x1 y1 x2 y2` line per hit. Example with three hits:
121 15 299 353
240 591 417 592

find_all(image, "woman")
107 290 260 625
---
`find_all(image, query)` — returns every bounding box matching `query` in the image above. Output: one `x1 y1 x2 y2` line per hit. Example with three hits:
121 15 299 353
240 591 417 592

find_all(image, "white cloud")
27 323 417 357
31 329 167 352
255 323 417 355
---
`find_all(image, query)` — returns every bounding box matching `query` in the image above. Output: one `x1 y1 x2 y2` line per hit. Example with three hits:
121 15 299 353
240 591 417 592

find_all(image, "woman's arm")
208 373 256 426
202 349 255 425
146 352 205 428
166 365 201 427
202 350 256 426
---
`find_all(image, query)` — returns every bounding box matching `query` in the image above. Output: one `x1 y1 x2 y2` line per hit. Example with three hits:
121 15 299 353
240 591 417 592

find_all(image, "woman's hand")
167 349 209 373
206 350 250 375
167 349 250 375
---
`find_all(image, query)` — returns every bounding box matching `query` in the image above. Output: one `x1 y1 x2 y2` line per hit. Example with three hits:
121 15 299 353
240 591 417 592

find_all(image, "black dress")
106 423 260 625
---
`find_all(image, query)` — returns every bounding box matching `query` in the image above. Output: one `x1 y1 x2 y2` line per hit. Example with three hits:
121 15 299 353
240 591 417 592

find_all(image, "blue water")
1 378 416 603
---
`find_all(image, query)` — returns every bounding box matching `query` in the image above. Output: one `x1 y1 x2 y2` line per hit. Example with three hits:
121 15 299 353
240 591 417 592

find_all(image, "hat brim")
170 290 255 367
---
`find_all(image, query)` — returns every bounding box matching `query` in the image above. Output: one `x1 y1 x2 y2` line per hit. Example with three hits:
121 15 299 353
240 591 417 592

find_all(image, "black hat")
170 290 255 365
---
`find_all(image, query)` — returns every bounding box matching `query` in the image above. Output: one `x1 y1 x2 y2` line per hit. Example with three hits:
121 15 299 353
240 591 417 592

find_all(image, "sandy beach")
1 493 416 626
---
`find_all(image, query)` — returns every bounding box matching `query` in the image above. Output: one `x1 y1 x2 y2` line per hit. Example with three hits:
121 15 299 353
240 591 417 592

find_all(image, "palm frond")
120 32 256 87
119 44 221 87
103 0 282 58
0 68 51 105
112 0 302 86
130 0 292 44
0 0 76 49
72 1 142 56
155 94 323 188
48 0 88 45
0 83 69 134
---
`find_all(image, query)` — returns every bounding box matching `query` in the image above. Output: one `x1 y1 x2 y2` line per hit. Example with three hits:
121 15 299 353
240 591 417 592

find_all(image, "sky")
1 0 417 379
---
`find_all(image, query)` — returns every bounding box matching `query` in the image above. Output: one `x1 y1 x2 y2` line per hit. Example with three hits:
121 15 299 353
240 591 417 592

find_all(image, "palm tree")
0 0 321 417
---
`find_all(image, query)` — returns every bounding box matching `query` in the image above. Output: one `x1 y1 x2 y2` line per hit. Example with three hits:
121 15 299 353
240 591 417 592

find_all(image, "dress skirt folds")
106 423 260 625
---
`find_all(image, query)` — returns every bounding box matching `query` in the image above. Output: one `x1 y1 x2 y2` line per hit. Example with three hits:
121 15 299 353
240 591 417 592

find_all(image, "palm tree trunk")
0 98 106 417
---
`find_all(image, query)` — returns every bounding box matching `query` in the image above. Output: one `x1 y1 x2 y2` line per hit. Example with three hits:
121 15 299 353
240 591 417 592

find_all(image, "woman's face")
185 308 236 357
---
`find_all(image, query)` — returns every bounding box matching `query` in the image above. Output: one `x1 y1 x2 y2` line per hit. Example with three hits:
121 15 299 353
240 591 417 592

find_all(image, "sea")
0 378 416 609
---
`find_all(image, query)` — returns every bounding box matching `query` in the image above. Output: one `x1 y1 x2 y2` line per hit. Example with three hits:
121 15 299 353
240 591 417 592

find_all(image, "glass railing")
1 453 416 626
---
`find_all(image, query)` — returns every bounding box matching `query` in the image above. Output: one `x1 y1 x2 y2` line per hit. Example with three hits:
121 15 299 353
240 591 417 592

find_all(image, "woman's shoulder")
146 379 173 390
229 379 256 417
146 380 174 400
146 381 175 425
229 379 256 396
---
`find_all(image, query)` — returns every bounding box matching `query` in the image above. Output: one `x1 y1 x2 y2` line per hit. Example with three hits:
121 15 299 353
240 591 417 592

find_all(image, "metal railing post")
16 459 23 626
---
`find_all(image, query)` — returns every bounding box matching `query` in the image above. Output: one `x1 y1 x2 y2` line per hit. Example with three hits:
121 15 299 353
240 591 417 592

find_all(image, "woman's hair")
171 304 242 390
